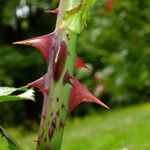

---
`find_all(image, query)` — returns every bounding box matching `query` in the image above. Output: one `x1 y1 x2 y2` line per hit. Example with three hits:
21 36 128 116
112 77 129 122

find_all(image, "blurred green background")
0 0 150 149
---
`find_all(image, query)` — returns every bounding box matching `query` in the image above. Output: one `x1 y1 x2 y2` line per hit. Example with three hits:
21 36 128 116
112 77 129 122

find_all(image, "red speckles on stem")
74 56 89 71
68 76 109 112
36 132 44 145
13 33 55 63
56 111 60 116
53 41 67 81
48 118 57 139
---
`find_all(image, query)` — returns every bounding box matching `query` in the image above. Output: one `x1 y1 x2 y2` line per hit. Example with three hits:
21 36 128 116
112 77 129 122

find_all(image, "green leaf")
0 87 35 102
0 125 22 150
0 87 18 96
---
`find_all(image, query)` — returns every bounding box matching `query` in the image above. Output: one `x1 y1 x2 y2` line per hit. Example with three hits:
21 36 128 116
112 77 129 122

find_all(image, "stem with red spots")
14 0 109 149
36 0 109 149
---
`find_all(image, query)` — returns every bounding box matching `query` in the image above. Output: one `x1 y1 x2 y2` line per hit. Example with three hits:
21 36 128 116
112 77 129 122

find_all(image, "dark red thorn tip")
45 8 58 14
68 77 109 112
74 56 89 71
63 70 73 85
13 33 55 63
48 118 57 139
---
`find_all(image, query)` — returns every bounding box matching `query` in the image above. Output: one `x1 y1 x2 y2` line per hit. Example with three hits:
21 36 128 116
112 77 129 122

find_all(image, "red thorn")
63 70 72 85
74 56 89 71
53 41 67 81
68 77 109 112
27 74 47 91
13 33 55 63
45 8 58 15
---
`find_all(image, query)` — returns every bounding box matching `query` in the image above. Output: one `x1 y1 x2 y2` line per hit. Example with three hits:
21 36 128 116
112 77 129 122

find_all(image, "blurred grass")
1 102 150 150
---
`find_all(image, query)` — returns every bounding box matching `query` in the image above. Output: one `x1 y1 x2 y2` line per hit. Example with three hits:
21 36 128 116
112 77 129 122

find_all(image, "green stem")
37 33 77 150
37 0 95 149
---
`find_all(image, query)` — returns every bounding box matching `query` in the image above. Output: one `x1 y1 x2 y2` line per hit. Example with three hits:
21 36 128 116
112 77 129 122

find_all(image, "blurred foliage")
0 0 150 124
2 103 150 150
0 125 22 150
0 0 58 125
77 0 150 108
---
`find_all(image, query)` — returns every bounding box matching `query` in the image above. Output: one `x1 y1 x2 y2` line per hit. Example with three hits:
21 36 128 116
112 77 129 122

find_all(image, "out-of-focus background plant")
0 0 150 149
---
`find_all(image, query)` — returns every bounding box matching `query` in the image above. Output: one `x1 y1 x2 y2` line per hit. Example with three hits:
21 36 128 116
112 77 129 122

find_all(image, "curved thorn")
13 33 55 63
69 76 109 112
74 56 89 71
45 8 58 15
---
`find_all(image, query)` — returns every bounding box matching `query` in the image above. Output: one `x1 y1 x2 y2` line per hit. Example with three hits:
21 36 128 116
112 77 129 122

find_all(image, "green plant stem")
37 0 95 149
37 35 77 150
